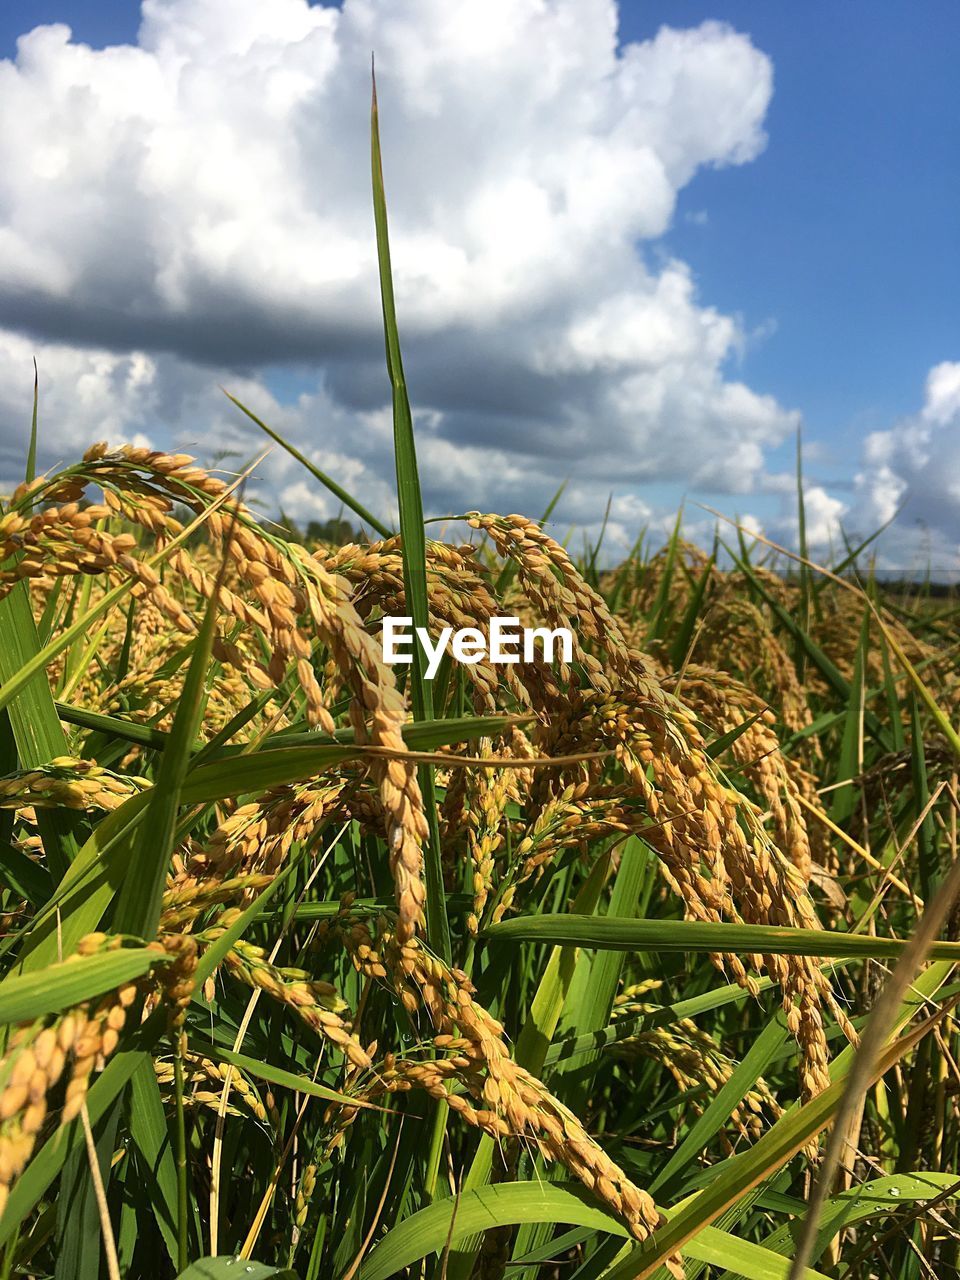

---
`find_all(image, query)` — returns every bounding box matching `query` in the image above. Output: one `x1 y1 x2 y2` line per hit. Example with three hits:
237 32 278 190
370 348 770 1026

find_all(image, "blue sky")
628 2 960 487
0 1 956 566
0 1 141 52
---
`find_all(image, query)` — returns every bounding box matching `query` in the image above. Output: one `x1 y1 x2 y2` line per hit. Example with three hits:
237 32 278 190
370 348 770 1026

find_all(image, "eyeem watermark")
381 616 573 679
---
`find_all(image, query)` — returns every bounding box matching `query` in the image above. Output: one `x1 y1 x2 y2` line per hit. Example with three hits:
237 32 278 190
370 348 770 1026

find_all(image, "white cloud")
0 1 802 543
704 365 960 574
923 362 960 425
0 329 159 480
852 361 960 571
796 485 848 551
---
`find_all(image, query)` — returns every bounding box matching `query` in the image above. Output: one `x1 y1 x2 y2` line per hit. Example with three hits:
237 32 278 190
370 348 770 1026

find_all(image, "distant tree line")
273 514 360 546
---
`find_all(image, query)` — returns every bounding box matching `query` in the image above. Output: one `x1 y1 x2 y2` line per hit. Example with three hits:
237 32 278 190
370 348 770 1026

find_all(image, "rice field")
0 92 958 1280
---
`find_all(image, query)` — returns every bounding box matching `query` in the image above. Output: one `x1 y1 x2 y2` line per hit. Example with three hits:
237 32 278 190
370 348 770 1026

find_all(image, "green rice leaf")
371 67 449 963
223 390 390 539
113 538 223 939
177 1261 297 1279
484 914 960 962
359 1182 831 1280
0 948 166 1025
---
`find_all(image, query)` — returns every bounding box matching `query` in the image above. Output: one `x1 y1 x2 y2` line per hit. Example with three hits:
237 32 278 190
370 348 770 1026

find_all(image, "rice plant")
0 85 958 1280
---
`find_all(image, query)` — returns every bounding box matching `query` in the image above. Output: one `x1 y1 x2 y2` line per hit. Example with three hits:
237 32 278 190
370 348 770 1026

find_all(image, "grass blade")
371 67 449 962
0 949 166 1025
359 1182 832 1280
113 535 225 939
223 390 391 538
484 914 960 963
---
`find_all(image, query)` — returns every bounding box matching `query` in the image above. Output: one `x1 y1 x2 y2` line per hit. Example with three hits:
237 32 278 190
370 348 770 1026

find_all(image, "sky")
0 0 956 570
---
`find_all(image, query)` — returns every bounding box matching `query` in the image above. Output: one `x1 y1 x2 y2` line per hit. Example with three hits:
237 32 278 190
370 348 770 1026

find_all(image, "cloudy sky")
0 0 957 569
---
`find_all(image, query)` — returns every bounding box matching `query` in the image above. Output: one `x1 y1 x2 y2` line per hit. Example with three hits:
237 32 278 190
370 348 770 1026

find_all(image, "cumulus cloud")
0 0 800 538
0 330 159 479
781 485 849 554
852 361 960 571
727 364 960 574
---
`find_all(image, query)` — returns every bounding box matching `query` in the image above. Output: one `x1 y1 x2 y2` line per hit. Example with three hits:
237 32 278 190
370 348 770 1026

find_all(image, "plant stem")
173 1032 189 1272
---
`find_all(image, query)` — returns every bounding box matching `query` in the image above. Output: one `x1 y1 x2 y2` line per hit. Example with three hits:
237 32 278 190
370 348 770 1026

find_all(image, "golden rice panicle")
508 785 626 895
160 873 274 930
534 683 841 1097
0 935 141 1215
71 444 229 524
4 447 430 946
206 921 372 1071
0 1023 66 1218
323 537 508 709
155 1053 270 1124
152 933 199 1029
696 597 812 735
283 544 429 941
337 918 667 1250
0 503 156 601
465 511 634 689
61 943 141 1125
360 677 429 943
0 758 149 815
185 780 345 882
612 986 782 1149
62 449 432 941
675 665 815 879
295 1162 318 1229
460 744 518 933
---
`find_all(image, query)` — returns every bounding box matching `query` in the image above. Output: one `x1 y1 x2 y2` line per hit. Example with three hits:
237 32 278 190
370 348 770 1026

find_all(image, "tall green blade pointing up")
371 65 450 962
